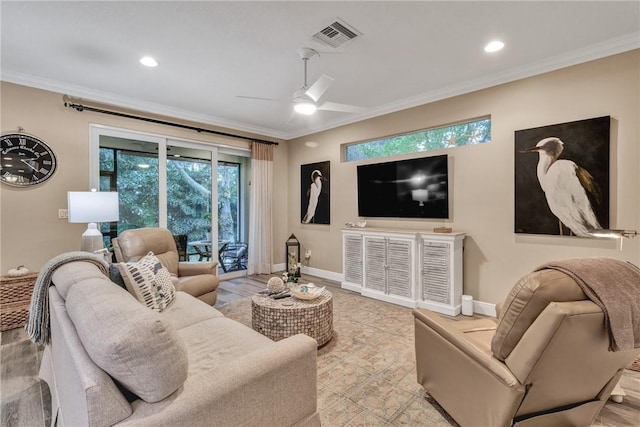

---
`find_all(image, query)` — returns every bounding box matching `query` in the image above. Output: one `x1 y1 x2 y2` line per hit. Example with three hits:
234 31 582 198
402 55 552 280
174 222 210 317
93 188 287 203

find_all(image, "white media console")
341 228 465 316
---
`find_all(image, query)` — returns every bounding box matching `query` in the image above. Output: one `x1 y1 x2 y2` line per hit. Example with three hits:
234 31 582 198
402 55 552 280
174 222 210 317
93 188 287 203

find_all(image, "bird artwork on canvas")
302 170 324 224
521 137 602 237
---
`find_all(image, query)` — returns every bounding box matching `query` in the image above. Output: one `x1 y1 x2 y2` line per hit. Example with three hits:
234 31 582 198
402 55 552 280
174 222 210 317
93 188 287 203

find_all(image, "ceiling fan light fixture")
484 40 504 53
294 101 317 115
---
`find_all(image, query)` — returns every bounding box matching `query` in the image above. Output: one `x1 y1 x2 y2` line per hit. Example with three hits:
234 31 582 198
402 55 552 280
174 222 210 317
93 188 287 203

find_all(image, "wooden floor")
1 273 639 426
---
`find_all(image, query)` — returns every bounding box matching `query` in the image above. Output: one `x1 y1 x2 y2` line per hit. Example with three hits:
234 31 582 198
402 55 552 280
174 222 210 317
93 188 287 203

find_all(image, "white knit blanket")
24 251 108 345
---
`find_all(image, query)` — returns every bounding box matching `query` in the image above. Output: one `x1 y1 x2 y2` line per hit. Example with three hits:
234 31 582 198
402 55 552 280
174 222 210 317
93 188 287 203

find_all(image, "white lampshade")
68 191 119 252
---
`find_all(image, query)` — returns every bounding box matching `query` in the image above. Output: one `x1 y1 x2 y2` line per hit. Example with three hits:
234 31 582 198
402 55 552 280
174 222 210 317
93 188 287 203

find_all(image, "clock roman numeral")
43 160 52 165
39 168 49 174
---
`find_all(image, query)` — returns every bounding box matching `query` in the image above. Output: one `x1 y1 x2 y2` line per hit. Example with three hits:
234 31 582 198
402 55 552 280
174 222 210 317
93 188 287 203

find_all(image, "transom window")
345 117 491 162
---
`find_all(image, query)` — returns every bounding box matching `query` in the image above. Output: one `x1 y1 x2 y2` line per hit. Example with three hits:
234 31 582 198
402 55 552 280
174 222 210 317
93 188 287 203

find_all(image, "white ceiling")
2 1 639 140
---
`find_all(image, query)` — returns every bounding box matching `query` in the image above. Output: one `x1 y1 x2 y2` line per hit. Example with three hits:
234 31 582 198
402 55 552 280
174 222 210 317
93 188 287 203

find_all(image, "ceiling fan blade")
305 74 334 102
236 95 287 104
285 111 298 124
317 101 366 114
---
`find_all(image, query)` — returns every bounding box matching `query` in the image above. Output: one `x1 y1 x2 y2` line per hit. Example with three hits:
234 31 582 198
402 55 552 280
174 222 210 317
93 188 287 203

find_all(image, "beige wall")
2 51 638 303
288 50 640 304
0 82 289 272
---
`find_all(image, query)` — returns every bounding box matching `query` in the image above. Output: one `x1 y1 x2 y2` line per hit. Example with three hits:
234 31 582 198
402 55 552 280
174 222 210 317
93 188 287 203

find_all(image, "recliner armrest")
178 261 217 277
413 309 518 386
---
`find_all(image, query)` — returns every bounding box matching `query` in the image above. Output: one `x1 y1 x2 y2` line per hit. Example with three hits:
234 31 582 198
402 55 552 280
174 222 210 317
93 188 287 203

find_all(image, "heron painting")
301 161 330 224
515 116 610 237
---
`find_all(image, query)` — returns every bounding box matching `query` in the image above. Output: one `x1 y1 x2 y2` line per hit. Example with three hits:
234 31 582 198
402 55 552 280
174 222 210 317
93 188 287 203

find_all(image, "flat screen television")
357 154 449 219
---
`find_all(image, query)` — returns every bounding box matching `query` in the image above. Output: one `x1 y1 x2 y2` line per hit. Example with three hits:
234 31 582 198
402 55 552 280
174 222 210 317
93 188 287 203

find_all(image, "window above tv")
344 116 491 162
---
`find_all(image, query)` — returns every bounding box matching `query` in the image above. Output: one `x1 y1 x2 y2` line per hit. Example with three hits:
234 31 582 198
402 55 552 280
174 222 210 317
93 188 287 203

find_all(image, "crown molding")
286 32 640 139
3 32 638 141
0 72 290 140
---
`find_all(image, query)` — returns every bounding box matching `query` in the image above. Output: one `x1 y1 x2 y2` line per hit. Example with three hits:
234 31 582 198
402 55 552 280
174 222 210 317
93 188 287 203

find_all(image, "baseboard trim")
271 265 344 283
302 267 344 283
473 300 496 317
271 264 497 317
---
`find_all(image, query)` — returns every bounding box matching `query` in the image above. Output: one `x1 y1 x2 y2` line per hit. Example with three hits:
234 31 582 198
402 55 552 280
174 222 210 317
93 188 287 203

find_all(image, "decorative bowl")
290 283 325 300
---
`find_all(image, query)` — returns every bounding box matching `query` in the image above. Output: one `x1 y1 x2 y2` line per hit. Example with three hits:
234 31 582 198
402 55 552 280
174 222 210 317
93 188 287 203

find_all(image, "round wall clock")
1 133 58 187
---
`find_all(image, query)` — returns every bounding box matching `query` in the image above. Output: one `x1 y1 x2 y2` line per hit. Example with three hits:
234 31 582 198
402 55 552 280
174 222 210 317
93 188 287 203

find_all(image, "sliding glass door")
166 143 213 242
98 137 160 235
91 125 250 275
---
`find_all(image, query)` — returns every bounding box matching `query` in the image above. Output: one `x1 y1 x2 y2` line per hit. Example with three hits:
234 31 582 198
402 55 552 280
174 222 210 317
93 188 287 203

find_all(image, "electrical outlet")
305 250 311 259
58 209 68 219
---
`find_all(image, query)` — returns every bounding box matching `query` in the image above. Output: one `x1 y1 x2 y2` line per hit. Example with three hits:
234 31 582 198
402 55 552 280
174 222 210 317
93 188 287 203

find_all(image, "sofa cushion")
118 252 176 312
491 269 586 361
160 291 224 330
65 277 188 403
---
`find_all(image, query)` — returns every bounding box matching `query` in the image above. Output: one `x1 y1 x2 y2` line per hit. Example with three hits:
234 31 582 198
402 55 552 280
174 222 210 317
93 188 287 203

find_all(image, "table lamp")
68 190 119 252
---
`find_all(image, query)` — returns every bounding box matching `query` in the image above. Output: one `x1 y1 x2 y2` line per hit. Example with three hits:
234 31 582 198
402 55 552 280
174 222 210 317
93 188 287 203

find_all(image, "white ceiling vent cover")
313 18 361 48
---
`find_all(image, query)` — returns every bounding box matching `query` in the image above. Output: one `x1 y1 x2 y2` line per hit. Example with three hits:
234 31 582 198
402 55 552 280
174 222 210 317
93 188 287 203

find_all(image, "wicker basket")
0 272 38 331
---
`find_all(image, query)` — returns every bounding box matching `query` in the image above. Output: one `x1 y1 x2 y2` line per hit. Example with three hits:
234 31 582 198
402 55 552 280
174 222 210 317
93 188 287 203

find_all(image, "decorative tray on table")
289 283 325 300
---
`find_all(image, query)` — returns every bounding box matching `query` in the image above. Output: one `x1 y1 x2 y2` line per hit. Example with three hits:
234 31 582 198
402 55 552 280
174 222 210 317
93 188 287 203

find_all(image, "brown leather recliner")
413 268 640 427
112 227 219 305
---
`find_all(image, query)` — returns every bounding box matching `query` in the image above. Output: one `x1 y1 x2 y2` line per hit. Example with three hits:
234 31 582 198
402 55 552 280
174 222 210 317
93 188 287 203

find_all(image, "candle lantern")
286 234 301 276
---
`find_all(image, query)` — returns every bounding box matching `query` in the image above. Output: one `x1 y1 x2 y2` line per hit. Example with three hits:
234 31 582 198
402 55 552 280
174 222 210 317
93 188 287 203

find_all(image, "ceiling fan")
237 48 365 117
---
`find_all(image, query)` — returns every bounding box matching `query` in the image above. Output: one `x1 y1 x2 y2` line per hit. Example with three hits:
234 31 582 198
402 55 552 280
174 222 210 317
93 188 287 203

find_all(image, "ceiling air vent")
312 18 361 48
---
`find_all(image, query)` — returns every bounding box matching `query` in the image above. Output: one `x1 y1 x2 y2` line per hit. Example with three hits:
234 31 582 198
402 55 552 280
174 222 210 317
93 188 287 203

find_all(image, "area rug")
217 284 457 426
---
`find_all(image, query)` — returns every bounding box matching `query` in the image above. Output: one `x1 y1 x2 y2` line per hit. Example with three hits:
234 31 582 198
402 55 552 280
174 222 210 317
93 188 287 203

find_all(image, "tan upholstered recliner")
112 227 219 305
413 267 640 427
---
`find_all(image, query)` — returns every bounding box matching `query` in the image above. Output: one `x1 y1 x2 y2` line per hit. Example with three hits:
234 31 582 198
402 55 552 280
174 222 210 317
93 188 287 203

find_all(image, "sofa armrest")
178 261 217 276
118 334 319 427
413 309 517 386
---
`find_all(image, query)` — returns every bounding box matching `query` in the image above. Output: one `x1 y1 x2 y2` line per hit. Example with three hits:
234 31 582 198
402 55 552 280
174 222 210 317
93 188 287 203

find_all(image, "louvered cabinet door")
386 238 412 298
343 234 363 285
421 241 451 304
342 228 464 314
364 237 386 292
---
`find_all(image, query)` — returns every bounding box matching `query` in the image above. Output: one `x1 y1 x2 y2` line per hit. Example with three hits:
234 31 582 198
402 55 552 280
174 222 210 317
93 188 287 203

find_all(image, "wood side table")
251 289 333 347
0 272 38 331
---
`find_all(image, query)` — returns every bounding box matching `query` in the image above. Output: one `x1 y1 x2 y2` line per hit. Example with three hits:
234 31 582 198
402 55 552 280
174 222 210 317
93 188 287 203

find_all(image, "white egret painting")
515 116 610 237
301 161 330 224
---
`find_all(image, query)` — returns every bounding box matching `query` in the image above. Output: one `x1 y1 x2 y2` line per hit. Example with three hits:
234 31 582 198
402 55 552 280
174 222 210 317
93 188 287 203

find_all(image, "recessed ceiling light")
140 56 158 67
484 40 504 53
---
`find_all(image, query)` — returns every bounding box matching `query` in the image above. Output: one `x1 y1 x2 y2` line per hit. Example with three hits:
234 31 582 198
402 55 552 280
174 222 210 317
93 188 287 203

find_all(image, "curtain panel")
248 142 274 274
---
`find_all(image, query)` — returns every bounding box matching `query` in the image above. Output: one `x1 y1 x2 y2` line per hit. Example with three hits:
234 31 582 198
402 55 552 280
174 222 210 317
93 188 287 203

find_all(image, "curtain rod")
63 97 279 146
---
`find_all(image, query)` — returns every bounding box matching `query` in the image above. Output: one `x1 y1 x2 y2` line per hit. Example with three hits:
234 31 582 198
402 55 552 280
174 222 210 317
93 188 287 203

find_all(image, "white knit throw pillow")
118 252 176 312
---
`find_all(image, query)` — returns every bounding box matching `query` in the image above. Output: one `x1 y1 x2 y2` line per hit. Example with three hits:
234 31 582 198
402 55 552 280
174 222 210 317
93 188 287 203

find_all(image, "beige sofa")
39 260 320 427
414 265 640 427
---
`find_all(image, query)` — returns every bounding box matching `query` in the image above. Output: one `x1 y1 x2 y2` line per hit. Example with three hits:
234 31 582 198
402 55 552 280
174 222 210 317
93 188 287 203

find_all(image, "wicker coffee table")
251 289 333 346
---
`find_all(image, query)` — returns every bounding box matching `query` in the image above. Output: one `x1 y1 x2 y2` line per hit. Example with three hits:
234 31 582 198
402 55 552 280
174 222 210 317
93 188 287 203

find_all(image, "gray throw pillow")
109 263 127 289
